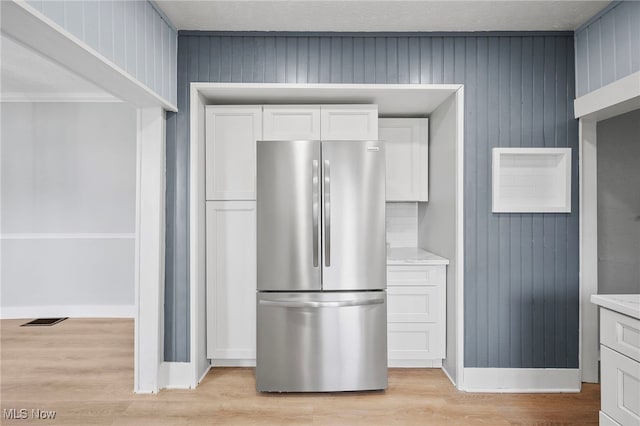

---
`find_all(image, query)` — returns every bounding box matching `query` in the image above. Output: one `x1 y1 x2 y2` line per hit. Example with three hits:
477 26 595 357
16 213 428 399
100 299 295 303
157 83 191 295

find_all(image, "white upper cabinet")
205 106 262 200
320 105 379 140
379 118 429 202
263 105 321 140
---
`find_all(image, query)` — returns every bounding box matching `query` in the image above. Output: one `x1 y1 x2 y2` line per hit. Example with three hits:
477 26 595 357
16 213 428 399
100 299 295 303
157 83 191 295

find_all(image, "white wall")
386 202 418 248
418 92 458 383
1 102 137 318
597 109 640 294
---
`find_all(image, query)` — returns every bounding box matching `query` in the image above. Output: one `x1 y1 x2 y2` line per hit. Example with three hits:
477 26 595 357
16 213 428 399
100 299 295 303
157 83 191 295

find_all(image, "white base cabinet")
598 308 640 426
387 264 446 367
206 201 256 364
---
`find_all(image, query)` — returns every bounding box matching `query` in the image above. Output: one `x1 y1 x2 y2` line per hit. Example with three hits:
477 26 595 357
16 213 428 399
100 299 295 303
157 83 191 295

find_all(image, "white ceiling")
156 0 610 32
0 34 116 101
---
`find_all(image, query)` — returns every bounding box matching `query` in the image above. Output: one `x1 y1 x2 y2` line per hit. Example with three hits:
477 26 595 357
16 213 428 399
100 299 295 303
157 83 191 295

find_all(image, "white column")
580 118 599 384
134 107 166 393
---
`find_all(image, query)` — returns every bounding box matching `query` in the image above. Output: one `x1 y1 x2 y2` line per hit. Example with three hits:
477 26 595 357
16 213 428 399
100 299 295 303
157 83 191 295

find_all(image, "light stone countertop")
591 294 640 320
387 247 450 266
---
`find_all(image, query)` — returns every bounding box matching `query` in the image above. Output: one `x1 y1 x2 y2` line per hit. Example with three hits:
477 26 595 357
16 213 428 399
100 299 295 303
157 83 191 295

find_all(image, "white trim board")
159 362 198 390
134 107 166 394
579 119 599 384
0 1 177 112
455 87 465 390
389 359 443 368
0 305 135 319
462 368 581 393
574 71 640 121
211 359 256 367
0 93 121 103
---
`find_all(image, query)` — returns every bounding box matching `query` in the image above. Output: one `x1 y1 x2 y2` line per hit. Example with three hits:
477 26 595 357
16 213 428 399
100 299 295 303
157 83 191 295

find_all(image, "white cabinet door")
206 201 256 363
263 105 321 140
379 118 429 201
321 105 378 140
601 345 640 426
205 106 262 200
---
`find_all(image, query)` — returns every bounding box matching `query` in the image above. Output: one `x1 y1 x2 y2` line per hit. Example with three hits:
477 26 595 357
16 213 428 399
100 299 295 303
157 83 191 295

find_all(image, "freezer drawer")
256 291 388 392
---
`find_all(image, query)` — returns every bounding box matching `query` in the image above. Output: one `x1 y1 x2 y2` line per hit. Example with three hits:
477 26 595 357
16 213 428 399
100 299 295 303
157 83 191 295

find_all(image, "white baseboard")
388 359 443 368
441 364 457 387
599 411 619 426
211 359 256 367
462 368 581 393
159 362 195 389
0 304 135 319
197 363 212 385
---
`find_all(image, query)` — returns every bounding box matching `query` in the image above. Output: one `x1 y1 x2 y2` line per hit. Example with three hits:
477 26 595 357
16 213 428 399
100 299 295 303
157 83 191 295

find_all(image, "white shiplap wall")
24 0 177 106
575 1 640 97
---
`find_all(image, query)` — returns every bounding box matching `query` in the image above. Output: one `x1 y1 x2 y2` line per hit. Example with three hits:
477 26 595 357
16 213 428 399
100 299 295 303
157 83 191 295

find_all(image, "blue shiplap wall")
25 0 177 105
166 32 579 367
575 1 640 97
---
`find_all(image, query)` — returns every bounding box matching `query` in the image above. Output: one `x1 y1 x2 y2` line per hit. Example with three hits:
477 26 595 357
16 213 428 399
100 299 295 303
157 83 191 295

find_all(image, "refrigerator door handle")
324 160 331 267
259 298 384 308
312 159 319 267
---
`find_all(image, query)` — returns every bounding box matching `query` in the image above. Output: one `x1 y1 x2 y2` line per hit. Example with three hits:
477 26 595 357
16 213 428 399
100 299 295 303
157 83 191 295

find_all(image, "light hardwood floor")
1 318 600 425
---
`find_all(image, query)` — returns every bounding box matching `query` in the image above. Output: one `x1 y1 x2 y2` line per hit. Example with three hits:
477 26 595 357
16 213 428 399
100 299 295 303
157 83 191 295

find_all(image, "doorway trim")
1 0 175 394
575 70 640 383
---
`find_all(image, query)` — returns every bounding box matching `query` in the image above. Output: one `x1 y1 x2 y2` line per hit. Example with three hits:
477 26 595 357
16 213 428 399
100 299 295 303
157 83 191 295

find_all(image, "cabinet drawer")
601 308 640 363
387 265 445 286
388 286 441 323
601 345 640 425
388 323 444 360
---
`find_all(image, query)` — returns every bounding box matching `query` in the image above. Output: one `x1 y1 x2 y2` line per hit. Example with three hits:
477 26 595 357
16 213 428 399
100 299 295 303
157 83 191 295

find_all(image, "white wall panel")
0 102 137 316
386 202 418 248
1 238 135 309
597 109 640 294
24 0 177 105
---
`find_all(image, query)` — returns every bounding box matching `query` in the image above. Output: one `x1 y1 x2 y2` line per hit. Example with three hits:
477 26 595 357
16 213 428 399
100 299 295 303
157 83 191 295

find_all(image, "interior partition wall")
166 32 579 371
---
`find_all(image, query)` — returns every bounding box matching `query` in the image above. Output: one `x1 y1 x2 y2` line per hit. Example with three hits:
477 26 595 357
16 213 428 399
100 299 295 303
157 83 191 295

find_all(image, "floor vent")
21 318 68 327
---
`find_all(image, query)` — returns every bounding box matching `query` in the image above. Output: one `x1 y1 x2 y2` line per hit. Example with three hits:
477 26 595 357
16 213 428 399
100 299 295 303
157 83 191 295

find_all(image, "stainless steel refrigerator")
256 140 387 392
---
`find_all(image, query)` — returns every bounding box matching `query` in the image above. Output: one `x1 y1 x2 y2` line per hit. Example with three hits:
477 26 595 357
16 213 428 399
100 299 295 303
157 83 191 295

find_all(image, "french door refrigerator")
256 140 387 392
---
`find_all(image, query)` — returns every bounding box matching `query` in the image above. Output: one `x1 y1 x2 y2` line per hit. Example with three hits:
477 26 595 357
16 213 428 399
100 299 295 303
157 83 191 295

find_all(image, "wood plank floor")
1 318 600 425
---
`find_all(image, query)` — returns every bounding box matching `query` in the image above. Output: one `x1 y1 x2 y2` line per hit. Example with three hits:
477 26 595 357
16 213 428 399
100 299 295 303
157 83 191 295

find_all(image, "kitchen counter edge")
591 294 640 320
387 247 450 266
